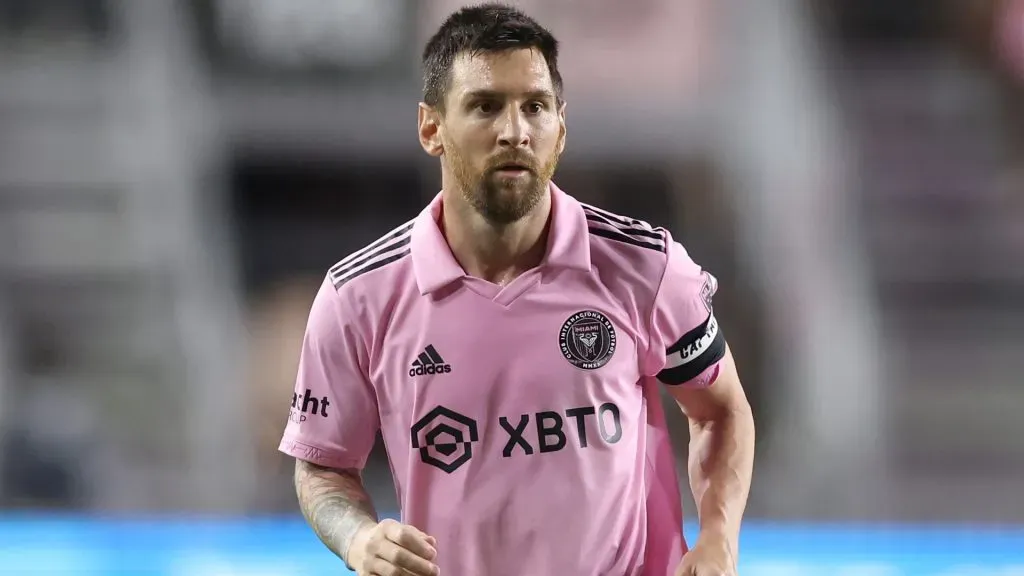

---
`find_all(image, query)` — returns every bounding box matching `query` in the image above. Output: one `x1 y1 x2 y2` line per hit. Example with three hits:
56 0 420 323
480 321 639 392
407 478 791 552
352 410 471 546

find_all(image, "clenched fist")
675 534 737 576
348 518 440 576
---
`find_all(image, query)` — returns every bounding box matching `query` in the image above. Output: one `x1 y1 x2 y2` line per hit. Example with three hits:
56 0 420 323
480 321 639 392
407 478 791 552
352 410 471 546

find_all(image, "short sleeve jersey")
279 184 726 576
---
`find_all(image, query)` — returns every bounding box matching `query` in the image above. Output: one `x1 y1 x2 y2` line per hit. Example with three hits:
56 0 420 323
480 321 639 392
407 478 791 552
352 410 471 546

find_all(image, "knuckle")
370 559 399 576
390 547 412 566
392 525 416 543
378 541 399 563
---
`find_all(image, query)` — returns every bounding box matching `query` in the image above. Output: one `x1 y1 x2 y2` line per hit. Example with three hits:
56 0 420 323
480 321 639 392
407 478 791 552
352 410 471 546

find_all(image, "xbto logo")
499 403 622 457
409 402 623 474
289 389 330 423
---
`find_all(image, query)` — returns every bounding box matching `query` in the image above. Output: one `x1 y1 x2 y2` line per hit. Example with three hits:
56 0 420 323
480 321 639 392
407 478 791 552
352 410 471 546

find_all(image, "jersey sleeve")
643 232 727 387
278 276 380 470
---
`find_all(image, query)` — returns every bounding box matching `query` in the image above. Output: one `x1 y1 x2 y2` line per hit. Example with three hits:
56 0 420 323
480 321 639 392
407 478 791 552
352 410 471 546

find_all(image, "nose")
497 106 530 149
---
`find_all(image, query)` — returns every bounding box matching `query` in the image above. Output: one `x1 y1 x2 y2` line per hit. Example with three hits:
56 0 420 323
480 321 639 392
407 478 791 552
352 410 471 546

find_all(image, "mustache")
486 153 538 172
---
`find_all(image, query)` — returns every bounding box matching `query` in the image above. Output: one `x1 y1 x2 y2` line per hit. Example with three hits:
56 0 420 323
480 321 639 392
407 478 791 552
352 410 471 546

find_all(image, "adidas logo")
409 345 452 377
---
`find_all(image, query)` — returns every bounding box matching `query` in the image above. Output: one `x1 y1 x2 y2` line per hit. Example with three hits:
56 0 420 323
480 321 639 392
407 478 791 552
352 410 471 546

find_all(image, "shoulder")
326 218 415 294
580 202 670 268
581 202 669 255
578 202 675 309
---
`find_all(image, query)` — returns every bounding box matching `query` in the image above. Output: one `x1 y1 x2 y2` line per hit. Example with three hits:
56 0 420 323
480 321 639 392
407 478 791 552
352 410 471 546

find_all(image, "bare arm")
667 346 755 554
294 459 378 565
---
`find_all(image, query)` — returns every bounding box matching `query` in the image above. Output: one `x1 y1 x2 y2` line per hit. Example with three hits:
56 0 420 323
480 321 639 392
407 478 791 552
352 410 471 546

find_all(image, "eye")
475 100 498 114
525 101 544 114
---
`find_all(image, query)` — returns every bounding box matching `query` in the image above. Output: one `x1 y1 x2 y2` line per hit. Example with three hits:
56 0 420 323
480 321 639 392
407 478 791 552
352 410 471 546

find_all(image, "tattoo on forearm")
294 460 378 561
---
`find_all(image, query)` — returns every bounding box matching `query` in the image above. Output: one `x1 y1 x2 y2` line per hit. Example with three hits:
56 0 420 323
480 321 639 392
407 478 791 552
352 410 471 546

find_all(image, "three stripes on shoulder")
330 205 666 289
330 221 414 289
581 204 667 253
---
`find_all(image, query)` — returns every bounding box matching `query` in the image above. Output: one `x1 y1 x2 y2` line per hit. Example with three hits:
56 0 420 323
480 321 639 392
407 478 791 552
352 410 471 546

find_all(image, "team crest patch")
699 272 718 313
559 310 617 370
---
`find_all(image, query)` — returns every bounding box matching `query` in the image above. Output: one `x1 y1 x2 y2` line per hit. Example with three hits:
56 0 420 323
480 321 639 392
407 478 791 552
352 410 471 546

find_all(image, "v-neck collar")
410 182 592 301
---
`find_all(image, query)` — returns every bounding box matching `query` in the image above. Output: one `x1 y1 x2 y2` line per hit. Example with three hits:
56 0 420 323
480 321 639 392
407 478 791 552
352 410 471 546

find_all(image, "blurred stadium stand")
0 0 1022 572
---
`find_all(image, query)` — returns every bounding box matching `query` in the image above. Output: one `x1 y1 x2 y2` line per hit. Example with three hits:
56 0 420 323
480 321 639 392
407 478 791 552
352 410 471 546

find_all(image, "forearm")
294 459 379 563
687 406 755 550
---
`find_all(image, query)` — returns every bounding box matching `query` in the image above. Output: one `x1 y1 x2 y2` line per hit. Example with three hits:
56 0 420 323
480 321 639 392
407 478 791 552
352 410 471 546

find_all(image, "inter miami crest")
559 310 617 370
699 271 718 314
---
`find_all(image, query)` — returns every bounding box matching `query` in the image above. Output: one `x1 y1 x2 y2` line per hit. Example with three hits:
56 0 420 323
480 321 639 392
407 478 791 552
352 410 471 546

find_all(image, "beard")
445 141 561 225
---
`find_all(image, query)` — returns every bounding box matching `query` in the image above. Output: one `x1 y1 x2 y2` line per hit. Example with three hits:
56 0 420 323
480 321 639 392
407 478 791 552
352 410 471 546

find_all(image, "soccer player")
280 4 755 575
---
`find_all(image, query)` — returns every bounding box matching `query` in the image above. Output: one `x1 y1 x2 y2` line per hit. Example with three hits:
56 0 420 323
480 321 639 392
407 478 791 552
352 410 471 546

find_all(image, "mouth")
493 163 531 176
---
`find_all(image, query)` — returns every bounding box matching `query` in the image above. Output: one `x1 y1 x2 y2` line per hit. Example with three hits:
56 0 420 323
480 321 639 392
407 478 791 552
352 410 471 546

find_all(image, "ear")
556 100 567 155
418 103 444 157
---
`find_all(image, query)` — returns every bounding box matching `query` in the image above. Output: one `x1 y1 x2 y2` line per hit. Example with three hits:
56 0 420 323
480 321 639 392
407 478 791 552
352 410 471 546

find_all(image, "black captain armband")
656 314 726 385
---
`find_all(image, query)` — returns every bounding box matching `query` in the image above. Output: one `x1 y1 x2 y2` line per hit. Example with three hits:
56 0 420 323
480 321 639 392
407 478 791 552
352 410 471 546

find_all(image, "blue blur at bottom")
2 515 1024 575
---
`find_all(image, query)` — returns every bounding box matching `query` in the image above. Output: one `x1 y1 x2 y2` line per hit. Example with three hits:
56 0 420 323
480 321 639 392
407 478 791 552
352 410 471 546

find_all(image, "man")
279 4 755 575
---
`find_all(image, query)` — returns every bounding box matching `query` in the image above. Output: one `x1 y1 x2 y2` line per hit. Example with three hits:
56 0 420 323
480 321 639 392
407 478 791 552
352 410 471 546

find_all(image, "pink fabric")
280 184 722 575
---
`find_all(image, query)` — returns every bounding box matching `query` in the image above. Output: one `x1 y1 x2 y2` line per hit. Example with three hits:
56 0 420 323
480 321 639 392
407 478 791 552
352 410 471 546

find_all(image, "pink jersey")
280 184 725 576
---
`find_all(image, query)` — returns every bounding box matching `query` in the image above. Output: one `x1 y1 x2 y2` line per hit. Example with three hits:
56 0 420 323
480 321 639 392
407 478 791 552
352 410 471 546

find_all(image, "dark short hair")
421 3 563 111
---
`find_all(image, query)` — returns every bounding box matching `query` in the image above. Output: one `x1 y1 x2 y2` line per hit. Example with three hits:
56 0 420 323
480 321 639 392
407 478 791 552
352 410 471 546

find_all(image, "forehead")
448 48 554 99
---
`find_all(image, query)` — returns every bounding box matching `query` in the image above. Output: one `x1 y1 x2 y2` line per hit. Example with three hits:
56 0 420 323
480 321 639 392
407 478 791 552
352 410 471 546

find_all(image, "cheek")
446 138 482 174
448 127 486 155
533 115 562 147
535 128 562 157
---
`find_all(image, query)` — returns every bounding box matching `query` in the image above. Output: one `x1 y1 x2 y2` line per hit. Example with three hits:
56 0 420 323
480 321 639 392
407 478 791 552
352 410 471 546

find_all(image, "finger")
673 565 695 576
385 525 438 560
367 543 438 576
377 539 439 576
364 555 425 576
389 523 435 547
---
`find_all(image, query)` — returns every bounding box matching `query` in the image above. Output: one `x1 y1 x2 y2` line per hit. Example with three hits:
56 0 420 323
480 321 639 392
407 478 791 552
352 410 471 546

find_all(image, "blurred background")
1 0 1023 573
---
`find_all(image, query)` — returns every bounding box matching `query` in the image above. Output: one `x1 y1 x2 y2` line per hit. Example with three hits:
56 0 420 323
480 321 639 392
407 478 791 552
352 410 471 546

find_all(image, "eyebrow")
462 89 556 102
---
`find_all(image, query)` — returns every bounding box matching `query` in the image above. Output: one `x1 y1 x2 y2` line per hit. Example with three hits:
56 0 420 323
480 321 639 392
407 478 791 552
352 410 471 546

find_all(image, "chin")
487 192 546 225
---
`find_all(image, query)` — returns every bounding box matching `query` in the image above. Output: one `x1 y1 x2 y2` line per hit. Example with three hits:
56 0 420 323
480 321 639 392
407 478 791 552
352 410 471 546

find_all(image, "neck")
441 189 552 286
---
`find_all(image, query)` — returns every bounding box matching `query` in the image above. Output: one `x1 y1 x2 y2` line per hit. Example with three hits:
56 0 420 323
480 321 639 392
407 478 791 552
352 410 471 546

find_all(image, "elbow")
689 401 755 446
723 401 755 436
